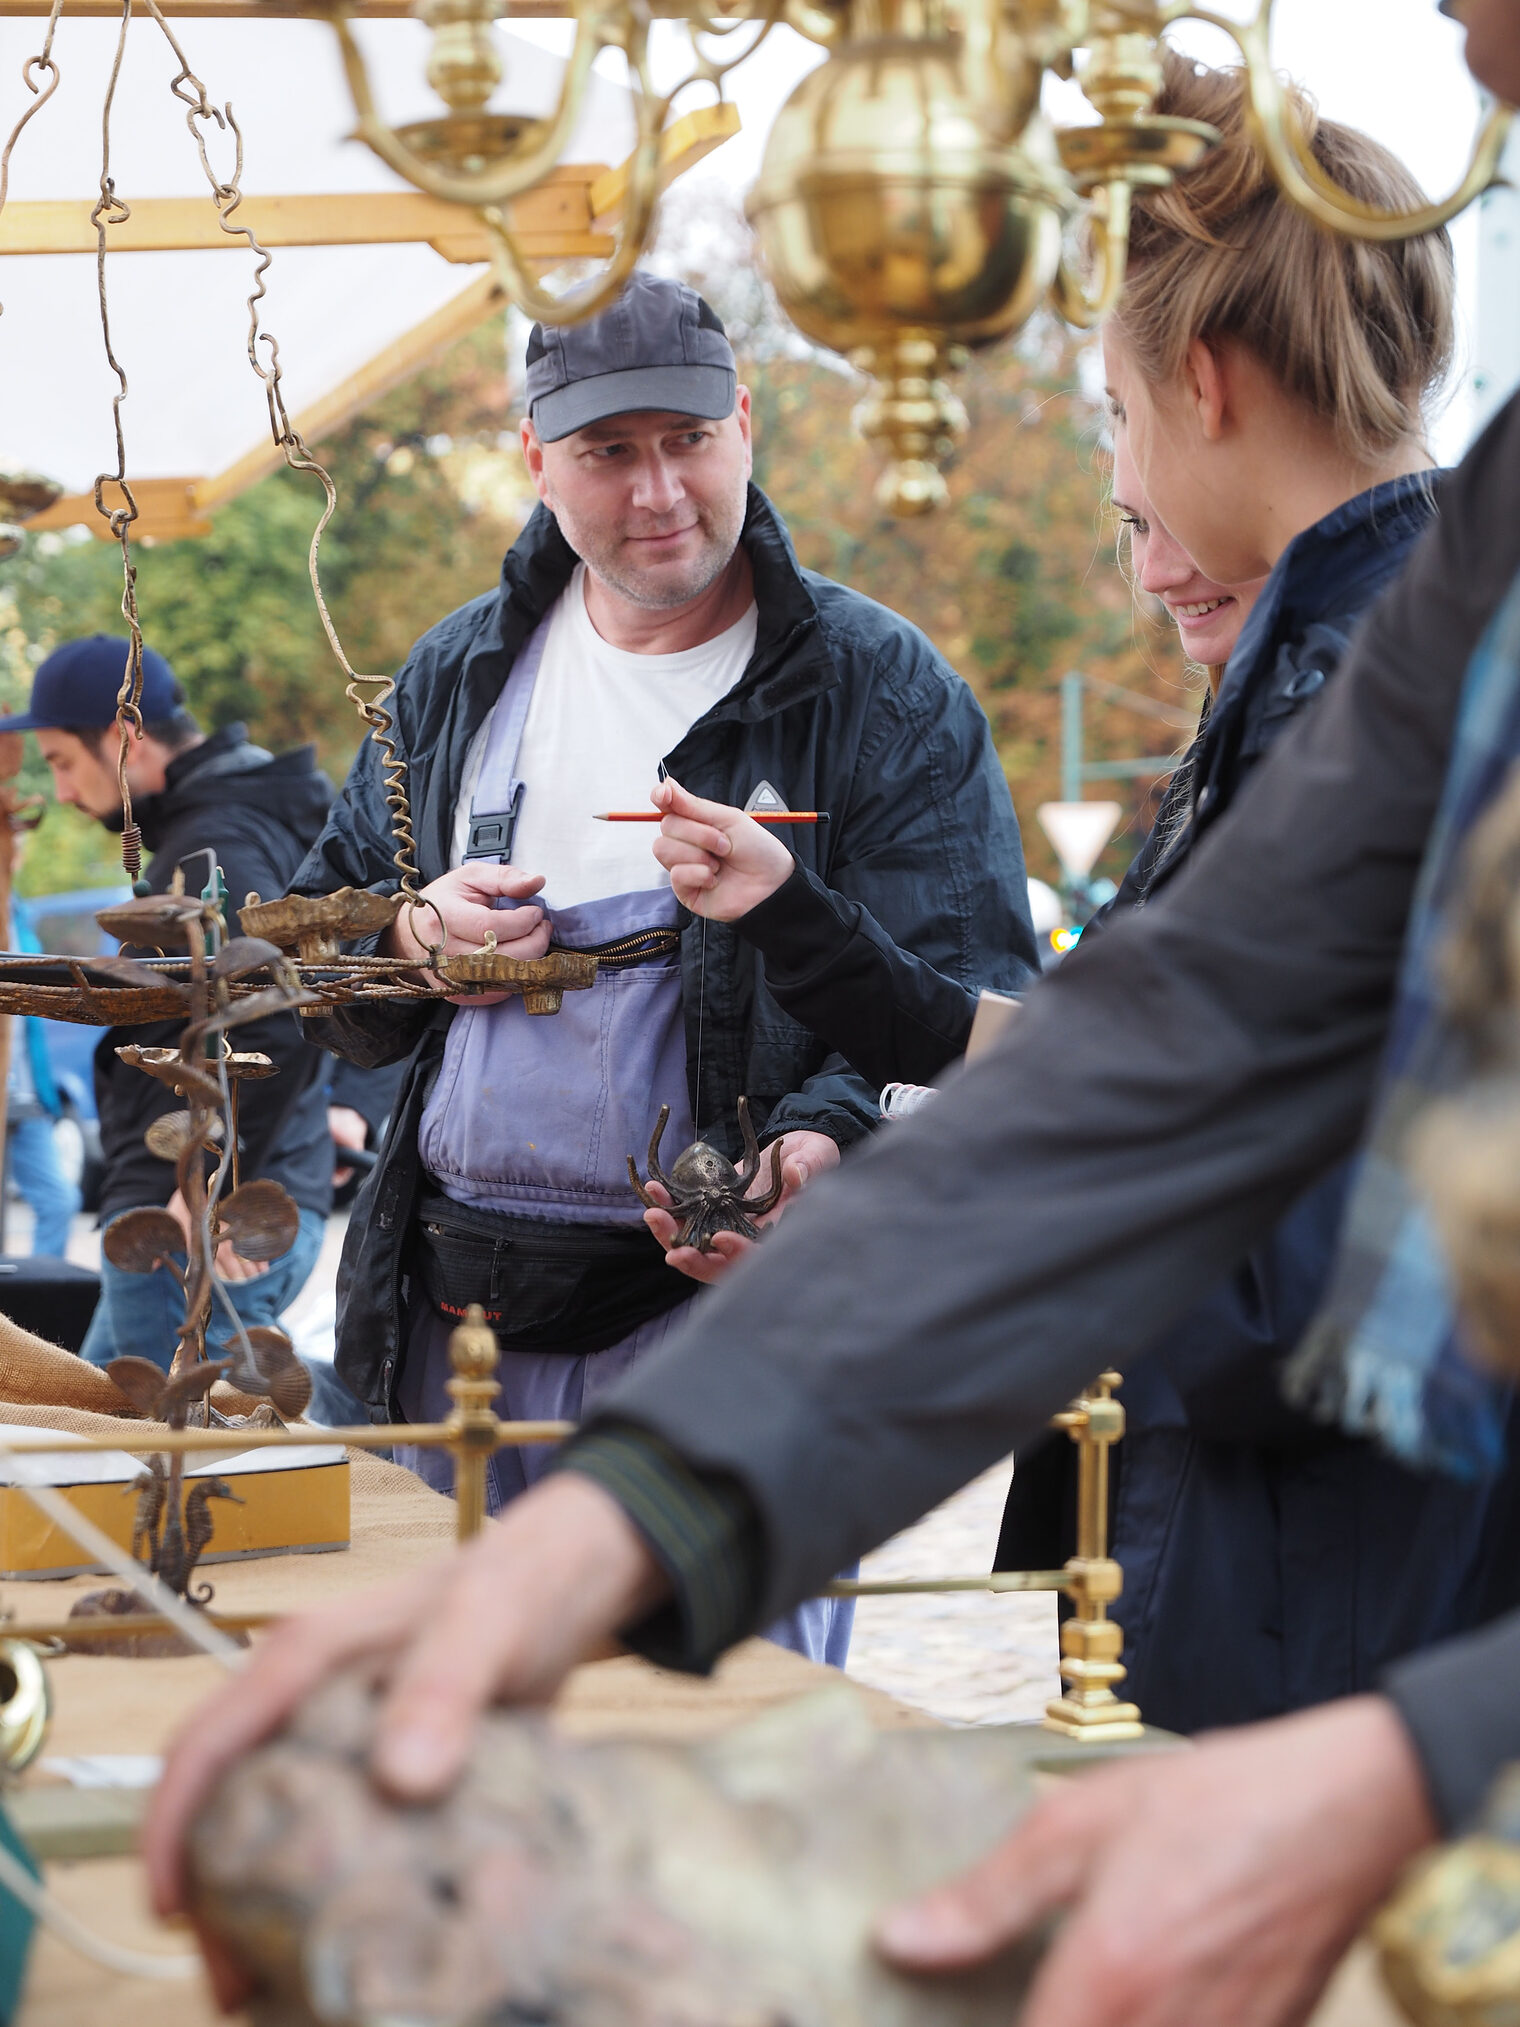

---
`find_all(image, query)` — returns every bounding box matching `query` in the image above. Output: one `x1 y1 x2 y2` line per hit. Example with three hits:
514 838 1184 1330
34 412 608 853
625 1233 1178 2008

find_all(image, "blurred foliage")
0 197 1190 896
0 318 532 894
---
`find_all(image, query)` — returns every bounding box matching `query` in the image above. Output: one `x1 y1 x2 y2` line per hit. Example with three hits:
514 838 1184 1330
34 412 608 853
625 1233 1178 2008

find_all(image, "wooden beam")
26 477 214 542
589 101 741 221
26 272 505 539
15 105 742 542
0 0 688 12
198 269 506 508
0 185 614 264
0 0 577 12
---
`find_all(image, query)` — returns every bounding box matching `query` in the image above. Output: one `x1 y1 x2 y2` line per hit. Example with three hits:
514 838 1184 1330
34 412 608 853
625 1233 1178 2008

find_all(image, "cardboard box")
0 1424 349 1579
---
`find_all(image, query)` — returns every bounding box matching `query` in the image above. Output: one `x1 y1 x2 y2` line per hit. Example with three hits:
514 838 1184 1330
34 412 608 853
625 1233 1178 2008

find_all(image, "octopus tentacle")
645 1106 674 1194
747 1141 786 1220
734 1096 762 1190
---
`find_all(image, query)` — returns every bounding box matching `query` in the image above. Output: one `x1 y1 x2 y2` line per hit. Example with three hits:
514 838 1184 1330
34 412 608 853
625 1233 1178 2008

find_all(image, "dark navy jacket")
94 725 337 1221
999 472 1520 1732
1110 471 1442 1441
295 487 1037 1416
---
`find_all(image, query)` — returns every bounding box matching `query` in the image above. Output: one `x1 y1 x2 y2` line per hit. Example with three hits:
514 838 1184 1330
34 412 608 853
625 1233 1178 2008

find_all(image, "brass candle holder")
1043 1370 1143 1742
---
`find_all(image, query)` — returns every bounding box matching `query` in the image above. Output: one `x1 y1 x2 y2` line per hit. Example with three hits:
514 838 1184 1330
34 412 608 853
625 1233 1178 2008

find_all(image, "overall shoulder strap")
463 608 555 863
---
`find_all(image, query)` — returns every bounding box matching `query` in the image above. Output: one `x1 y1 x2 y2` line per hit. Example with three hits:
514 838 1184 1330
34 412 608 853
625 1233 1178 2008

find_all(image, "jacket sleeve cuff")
738 864 860 984
552 1422 764 1674
1381 1611 1520 1831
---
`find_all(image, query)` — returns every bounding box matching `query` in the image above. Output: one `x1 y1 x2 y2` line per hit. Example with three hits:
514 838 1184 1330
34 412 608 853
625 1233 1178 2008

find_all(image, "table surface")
0 1413 1408 2027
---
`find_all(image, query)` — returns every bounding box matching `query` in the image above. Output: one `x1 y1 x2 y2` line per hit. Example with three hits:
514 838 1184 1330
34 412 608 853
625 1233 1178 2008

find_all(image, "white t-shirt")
452 563 758 907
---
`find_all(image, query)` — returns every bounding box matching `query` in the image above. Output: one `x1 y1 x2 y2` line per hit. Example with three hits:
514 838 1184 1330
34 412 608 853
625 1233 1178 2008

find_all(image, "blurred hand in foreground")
143 1472 668 2009
650 777 794 920
876 1695 1437 2027
645 1128 840 1285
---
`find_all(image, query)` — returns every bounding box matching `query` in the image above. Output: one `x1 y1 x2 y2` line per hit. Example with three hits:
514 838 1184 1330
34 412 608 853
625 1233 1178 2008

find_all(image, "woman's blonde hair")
1113 54 1455 466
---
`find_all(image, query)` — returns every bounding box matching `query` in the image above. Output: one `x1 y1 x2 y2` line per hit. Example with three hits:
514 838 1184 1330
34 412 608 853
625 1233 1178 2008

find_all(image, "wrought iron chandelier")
175 2 1520 509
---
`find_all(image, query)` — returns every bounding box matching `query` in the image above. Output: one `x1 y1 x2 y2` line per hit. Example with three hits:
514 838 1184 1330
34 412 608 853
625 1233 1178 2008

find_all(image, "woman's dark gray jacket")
291 485 1037 1417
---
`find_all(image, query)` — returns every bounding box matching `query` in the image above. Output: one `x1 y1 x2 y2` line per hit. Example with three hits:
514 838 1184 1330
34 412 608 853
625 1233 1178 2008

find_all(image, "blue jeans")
80 1207 325 1372
8 1116 80 1260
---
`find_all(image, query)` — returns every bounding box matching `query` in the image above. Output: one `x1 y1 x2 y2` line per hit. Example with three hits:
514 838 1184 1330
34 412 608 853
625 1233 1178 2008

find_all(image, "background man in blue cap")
7 634 338 1369
292 270 1036 1666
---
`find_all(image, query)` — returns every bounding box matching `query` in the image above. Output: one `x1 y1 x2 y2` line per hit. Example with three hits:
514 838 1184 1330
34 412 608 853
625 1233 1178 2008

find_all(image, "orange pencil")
593 810 825 824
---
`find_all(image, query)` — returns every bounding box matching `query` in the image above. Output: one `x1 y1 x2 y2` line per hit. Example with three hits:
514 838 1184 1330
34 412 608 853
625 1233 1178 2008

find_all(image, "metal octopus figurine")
629 1096 784 1252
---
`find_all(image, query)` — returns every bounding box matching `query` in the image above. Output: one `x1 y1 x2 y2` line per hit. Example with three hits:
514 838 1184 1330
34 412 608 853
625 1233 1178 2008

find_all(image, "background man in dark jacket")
6 634 337 1369
292 274 1035 1662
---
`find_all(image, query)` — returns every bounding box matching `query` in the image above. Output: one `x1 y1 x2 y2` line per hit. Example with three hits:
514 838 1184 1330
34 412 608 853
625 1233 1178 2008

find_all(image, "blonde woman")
651 55 1501 1737
1000 53 1490 1733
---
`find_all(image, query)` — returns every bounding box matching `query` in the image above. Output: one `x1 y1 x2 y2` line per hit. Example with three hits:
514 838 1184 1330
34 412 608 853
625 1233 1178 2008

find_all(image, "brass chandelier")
223 1 1517 508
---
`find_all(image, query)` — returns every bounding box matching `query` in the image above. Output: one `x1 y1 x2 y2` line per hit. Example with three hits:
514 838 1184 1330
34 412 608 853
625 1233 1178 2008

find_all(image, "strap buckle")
464 782 525 863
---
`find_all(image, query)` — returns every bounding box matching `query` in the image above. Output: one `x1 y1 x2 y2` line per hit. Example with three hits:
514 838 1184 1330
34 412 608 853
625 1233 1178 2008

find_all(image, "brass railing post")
1042 1370 1144 1742
444 1303 502 1542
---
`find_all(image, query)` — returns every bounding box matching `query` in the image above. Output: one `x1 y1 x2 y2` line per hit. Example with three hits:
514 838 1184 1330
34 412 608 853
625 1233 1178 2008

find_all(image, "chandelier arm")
684 1 783 96
779 0 848 48
480 78 664 324
1051 178 1131 330
330 1 606 209
1184 0 1513 240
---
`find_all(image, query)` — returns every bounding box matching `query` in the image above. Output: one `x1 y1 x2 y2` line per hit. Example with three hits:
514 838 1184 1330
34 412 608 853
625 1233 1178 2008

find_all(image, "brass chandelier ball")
747 32 1067 513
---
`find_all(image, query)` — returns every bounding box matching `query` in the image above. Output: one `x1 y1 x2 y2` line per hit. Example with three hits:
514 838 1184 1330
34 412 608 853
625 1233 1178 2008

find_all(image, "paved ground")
843 1460 1060 1725
24 1197 1059 1724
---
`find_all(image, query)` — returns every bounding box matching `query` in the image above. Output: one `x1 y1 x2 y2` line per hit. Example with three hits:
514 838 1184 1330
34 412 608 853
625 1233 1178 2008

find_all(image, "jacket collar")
161 721 266 795
133 723 280 854
493 485 837 719
1216 469 1440 717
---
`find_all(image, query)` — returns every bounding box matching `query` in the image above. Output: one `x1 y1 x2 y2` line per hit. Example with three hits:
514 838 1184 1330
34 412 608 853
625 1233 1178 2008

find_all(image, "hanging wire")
0 1446 228 1982
694 915 707 1137
136 0 438 938
89 0 148 878
0 0 67 289
0 1446 243 1666
0 1836 198 1981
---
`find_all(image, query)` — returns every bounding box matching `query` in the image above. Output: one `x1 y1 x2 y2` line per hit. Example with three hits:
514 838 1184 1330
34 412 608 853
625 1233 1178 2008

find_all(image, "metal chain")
137 0 431 910
90 0 147 878
0 0 66 294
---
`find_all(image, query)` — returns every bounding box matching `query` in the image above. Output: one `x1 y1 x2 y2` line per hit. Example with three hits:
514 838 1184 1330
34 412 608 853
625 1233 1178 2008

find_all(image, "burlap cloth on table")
0 1306 285 1423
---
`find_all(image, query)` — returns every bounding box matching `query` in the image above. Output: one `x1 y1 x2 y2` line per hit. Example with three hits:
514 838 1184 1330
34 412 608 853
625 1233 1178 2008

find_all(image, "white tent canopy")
0 14 648 496
0 0 1491 513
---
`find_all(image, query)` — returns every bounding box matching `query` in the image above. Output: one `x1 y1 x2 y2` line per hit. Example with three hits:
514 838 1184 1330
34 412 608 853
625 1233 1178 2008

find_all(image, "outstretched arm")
651 777 981 1088
144 395 1520 2024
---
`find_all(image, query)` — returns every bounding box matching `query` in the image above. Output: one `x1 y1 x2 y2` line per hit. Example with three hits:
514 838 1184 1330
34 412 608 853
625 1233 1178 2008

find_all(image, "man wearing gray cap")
292 272 1035 1663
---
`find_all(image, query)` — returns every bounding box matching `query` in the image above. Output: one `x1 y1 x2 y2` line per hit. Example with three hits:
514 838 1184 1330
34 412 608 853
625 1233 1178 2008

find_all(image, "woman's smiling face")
1112 429 1269 672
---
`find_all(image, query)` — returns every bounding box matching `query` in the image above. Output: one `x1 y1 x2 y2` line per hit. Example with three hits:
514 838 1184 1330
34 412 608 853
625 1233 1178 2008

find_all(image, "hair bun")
1115 50 1454 467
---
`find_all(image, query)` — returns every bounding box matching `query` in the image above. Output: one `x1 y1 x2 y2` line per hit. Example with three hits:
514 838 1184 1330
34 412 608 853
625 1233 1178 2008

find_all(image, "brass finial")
448 1303 500 1385
1043 1369 1144 1743
445 1305 502 1541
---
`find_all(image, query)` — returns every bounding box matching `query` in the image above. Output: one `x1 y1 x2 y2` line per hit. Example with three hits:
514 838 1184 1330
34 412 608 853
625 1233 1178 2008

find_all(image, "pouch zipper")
551 927 682 970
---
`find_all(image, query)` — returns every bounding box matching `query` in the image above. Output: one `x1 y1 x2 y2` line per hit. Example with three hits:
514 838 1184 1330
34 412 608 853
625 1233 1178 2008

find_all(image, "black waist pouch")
413 1187 695 1356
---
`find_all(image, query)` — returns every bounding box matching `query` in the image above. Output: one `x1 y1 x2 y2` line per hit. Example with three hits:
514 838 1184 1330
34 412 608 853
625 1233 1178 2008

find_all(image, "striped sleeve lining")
554 1423 762 1673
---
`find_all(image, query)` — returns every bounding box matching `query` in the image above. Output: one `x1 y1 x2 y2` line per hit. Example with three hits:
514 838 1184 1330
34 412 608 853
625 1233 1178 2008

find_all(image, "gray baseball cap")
525 273 737 443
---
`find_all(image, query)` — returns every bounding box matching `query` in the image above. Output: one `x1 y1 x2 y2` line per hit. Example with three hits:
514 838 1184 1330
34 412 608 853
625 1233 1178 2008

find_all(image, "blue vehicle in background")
12 886 131 1212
